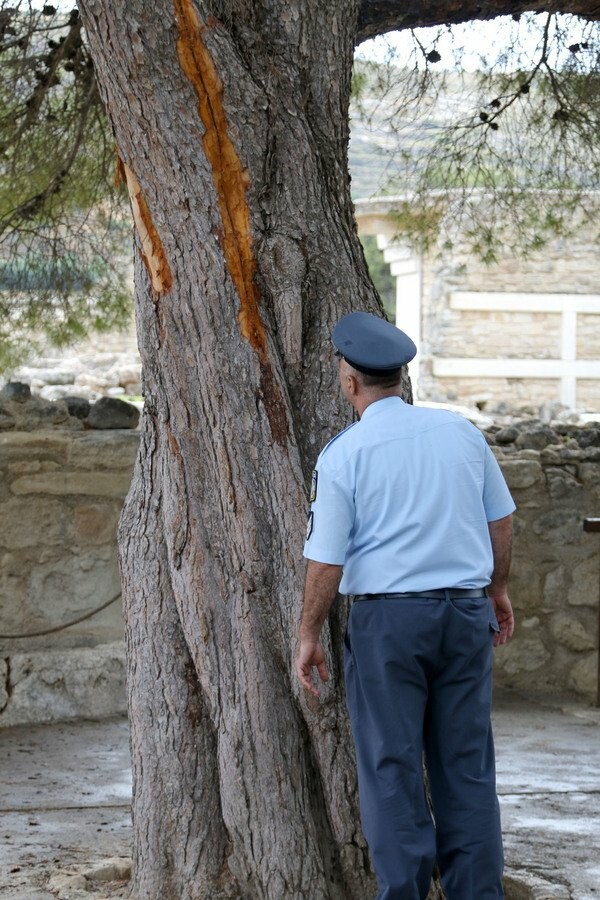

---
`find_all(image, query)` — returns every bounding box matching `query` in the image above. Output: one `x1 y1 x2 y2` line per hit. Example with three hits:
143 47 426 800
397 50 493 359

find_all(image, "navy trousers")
344 594 504 900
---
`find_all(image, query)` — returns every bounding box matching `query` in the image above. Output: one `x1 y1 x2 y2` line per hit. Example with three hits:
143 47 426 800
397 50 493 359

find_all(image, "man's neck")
355 389 402 418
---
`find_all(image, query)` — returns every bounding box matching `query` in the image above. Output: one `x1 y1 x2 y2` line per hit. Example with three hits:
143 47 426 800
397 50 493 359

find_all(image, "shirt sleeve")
482 443 516 522
303 458 354 565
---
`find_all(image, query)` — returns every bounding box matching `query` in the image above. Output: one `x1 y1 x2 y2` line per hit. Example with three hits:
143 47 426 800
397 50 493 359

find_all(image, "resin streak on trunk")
77 0 415 896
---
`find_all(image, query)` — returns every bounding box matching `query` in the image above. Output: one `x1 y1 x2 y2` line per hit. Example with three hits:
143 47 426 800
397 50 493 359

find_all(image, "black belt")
352 588 488 601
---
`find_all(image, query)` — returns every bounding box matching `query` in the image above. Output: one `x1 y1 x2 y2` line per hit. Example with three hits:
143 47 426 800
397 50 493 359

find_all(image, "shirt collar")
360 395 405 421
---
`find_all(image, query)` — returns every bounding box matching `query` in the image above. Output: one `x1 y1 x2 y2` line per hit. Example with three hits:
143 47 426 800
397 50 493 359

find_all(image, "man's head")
337 355 402 410
332 311 416 413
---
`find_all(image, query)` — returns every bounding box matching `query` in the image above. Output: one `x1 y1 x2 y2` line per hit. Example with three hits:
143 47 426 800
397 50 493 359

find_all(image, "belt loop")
444 589 451 602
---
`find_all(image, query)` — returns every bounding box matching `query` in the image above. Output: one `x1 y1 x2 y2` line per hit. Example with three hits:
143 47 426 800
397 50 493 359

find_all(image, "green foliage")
352 12 600 260
0 1 131 372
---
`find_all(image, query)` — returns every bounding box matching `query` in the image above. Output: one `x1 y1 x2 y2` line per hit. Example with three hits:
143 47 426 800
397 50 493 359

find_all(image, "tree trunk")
75 0 443 897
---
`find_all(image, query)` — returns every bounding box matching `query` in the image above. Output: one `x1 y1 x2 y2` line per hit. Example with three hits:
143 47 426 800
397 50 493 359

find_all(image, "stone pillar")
377 236 422 397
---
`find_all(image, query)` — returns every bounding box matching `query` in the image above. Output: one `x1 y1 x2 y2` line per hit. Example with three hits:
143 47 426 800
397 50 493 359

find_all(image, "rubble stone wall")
0 429 138 726
490 421 600 700
1 420 599 726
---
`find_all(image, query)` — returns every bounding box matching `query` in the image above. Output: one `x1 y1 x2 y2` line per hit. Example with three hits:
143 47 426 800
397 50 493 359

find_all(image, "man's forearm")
299 560 343 642
488 514 513 591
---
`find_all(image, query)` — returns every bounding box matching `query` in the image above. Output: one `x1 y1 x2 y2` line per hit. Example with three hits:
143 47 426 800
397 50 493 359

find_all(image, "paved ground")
0 691 599 899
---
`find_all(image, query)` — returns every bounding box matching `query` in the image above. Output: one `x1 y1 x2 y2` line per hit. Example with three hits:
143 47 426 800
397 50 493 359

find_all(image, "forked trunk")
77 0 432 896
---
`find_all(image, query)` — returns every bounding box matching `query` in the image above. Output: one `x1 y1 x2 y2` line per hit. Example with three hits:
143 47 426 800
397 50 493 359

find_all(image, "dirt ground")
0 690 599 899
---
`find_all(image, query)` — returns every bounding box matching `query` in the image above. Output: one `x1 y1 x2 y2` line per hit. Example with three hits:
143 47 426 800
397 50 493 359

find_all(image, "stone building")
355 197 600 414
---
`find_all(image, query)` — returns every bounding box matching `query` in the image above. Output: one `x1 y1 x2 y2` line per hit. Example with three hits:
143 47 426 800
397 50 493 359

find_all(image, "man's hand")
296 639 329 697
489 589 514 647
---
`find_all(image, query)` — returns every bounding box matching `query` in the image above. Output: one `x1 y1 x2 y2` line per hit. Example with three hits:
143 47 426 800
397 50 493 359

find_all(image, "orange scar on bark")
173 0 289 446
116 152 173 297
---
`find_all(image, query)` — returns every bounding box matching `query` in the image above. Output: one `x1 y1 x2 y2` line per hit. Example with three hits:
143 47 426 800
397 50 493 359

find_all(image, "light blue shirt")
303 397 515 594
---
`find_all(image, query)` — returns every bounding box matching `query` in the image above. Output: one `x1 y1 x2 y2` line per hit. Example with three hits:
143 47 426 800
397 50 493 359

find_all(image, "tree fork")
78 0 408 896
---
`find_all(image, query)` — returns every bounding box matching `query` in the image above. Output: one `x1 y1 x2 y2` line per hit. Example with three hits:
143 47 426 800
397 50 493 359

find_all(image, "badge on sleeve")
306 511 314 540
310 469 318 503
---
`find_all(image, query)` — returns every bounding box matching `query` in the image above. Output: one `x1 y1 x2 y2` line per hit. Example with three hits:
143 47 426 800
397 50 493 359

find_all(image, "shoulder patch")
310 469 318 503
306 511 314 541
320 421 358 457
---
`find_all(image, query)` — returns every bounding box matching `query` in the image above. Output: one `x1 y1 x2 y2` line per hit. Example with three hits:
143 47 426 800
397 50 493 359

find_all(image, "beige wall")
1 427 599 724
0 430 138 726
440 310 562 361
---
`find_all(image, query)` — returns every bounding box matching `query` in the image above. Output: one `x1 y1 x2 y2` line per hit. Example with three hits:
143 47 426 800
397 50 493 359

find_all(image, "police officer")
296 311 515 900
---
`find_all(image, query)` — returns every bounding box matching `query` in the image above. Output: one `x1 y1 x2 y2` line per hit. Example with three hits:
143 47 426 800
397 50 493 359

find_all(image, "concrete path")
0 692 599 899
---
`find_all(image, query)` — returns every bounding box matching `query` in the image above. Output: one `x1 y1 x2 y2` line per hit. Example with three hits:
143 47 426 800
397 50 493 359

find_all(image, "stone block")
10 471 132 497
61 396 92 419
0 382 31 401
87 397 139 430
75 371 112 391
47 872 89 896
508 567 543 612
495 426 518 445
494 637 550 675
515 423 559 450
568 557 600 607
540 446 563 466
544 567 567 608
551 615 596 652
16 366 79 386
25 550 122 637
7 459 60 475
84 857 131 882
499 459 543 490
0 642 127 726
0 498 67 549
72 504 120 546
568 653 598 698
0 430 71 457
544 467 585 502
111 363 141 388
579 462 600 486
533 510 583 544
66 431 139 470
39 384 79 402
0 413 15 431
0 397 83 431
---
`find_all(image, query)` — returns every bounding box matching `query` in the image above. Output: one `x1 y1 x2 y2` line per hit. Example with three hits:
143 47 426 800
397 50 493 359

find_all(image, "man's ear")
346 372 360 398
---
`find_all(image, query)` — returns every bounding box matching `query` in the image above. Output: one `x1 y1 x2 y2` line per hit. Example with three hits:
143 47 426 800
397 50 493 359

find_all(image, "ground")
0 691 599 899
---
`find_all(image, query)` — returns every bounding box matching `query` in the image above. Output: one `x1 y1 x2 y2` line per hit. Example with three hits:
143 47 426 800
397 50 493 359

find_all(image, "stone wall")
490 420 600 700
1 419 599 726
0 429 139 726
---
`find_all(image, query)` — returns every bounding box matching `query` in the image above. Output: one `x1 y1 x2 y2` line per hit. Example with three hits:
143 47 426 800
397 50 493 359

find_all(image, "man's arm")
487 513 515 647
295 560 342 697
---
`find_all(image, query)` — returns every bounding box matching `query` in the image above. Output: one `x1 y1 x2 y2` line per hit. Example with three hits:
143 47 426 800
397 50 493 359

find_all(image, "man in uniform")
296 311 515 900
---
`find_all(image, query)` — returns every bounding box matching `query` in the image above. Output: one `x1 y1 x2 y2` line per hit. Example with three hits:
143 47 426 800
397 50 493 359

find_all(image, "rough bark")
78 0 408 896
357 0 600 42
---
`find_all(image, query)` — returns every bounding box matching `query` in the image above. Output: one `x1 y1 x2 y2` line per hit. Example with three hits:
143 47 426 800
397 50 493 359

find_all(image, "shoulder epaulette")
319 421 358 458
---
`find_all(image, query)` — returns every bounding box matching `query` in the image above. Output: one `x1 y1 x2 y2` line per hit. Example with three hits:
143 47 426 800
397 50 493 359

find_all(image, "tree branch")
356 1 600 43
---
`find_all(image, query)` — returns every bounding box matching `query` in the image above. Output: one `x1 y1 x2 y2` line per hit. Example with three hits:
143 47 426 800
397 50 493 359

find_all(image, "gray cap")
332 311 416 375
